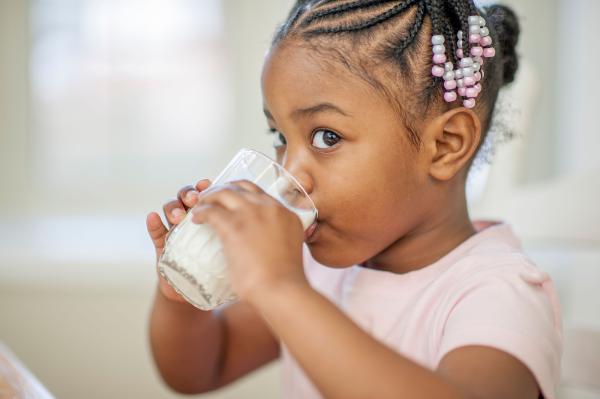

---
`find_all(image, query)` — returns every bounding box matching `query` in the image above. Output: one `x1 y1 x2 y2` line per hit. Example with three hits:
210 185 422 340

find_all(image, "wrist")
245 276 313 312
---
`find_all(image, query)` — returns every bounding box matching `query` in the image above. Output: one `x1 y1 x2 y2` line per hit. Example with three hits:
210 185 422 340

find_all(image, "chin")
306 241 358 268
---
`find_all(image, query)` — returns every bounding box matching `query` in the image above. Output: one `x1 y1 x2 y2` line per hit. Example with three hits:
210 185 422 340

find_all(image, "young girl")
146 1 562 398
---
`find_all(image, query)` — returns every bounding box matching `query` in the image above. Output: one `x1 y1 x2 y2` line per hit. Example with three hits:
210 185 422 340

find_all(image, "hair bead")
444 91 458 102
470 46 483 57
483 47 496 57
444 80 457 90
463 98 476 108
433 44 446 54
463 76 476 86
480 36 493 47
431 35 445 45
432 65 445 77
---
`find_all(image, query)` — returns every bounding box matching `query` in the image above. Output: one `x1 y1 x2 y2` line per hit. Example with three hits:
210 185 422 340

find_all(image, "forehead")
261 41 388 117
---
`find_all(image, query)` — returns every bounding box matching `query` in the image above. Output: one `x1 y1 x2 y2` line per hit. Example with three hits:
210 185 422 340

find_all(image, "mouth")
304 220 320 243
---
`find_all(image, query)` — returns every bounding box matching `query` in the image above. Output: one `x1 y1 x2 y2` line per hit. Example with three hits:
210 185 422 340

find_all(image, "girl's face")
261 42 435 267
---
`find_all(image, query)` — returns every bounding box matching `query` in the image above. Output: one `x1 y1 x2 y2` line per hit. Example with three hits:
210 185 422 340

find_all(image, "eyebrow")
263 102 351 121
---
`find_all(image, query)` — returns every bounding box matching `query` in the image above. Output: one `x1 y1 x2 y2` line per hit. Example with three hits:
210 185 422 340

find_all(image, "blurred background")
0 0 598 398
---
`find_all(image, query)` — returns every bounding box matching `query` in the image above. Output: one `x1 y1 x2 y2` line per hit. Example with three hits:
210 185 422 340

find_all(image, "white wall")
1 0 599 398
0 0 31 212
555 0 600 175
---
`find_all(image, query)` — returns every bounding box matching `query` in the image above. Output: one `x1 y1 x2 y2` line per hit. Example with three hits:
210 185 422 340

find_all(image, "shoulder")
435 224 563 399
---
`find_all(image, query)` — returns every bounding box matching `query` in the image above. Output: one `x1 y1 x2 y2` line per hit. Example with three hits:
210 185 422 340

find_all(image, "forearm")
252 282 465 399
149 286 224 393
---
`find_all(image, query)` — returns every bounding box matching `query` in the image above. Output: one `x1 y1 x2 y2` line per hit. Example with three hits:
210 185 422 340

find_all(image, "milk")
157 184 316 310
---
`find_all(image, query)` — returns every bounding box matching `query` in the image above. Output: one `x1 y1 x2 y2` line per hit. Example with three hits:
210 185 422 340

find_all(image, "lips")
304 220 319 242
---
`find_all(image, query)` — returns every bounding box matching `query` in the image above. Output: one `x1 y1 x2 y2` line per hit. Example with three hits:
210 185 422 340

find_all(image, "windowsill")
0 214 157 295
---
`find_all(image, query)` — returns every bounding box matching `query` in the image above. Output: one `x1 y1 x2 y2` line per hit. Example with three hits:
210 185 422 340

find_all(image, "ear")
422 107 482 181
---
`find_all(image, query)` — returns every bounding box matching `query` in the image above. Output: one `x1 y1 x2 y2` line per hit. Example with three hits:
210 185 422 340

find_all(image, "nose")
282 152 314 196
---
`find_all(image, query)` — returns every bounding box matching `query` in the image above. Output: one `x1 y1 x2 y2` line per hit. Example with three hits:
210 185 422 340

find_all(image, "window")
30 0 233 211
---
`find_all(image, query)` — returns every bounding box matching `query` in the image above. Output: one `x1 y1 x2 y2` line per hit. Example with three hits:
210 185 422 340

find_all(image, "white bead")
455 68 464 79
444 62 454 72
468 16 480 26
457 30 463 40
433 44 445 54
480 27 490 37
432 35 445 45
469 24 481 34
479 16 486 27
457 40 463 49
473 62 481 71
457 78 465 88
460 57 473 68
462 67 474 77
443 71 455 81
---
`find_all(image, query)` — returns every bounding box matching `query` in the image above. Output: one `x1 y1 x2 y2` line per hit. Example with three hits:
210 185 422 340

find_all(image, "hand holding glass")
157 149 317 310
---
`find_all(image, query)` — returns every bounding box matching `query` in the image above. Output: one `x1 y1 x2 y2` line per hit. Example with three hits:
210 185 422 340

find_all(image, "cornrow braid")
424 0 451 73
424 0 444 36
447 0 470 53
393 1 426 59
300 0 400 27
441 4 458 68
305 1 417 36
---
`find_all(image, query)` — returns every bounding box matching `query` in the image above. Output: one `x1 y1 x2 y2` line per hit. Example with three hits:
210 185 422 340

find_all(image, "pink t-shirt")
281 223 563 399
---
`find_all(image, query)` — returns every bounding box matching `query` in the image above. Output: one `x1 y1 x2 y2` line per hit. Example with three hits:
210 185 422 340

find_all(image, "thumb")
146 212 169 260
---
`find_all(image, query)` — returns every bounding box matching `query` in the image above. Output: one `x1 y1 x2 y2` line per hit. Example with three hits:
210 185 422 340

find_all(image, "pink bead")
444 80 457 90
444 91 457 103
469 34 481 44
474 71 482 81
466 88 478 98
464 76 476 86
458 87 467 97
433 54 447 64
456 49 464 59
474 83 482 92
483 47 496 57
463 98 476 109
470 46 483 57
432 65 445 77
480 36 493 47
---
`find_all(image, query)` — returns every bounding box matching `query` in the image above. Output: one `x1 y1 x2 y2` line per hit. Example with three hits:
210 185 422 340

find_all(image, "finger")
163 199 187 228
146 212 168 252
197 185 254 211
191 204 233 238
177 185 199 209
195 179 212 191
228 179 264 194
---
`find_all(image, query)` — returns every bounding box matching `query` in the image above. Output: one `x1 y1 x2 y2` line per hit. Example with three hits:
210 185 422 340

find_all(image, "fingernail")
172 208 185 219
186 191 196 202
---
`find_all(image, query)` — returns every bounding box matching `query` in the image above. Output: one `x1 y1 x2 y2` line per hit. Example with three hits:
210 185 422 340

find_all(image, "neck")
363 188 476 274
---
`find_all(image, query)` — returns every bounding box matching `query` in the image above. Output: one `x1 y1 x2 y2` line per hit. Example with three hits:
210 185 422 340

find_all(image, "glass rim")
234 148 318 219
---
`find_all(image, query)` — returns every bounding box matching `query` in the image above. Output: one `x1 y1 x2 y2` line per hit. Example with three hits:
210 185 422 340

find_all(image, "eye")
269 128 287 149
311 129 341 149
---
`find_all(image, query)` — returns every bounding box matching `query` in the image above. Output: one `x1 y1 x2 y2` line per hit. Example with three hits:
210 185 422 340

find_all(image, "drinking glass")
157 148 317 310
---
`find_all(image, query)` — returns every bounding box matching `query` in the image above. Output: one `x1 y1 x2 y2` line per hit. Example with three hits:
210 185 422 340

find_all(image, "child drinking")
146 1 562 398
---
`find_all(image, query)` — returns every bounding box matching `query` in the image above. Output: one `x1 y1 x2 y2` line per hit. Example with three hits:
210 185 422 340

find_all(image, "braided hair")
272 0 520 149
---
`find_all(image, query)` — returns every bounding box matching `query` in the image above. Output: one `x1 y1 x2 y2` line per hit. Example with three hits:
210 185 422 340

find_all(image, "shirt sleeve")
436 265 563 399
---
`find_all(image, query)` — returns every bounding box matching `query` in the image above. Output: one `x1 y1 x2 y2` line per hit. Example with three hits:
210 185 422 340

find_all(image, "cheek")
310 158 419 266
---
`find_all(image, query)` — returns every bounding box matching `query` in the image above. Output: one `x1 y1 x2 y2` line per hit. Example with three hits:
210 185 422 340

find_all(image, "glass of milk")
157 148 318 310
